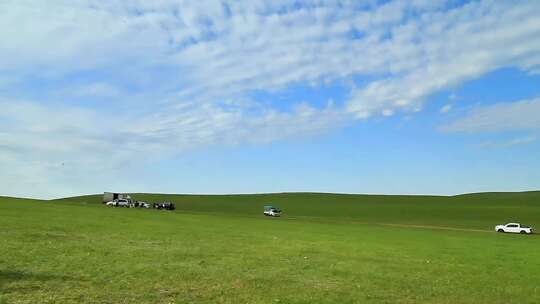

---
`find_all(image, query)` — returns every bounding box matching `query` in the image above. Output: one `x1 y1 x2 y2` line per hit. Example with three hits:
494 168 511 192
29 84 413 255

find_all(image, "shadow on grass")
0 270 74 293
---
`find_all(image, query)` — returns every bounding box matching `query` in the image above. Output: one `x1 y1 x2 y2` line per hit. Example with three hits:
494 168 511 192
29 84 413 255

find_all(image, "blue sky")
0 0 539 199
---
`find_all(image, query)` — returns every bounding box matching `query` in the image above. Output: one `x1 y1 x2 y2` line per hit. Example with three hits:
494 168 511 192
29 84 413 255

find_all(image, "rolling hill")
54 191 540 230
2 191 540 303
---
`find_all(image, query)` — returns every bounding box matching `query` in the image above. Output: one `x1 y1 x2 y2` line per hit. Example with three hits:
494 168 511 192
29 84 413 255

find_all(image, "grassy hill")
55 191 540 230
1 192 540 303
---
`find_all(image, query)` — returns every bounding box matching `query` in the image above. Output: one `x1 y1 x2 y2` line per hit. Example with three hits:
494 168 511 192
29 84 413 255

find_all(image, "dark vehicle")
133 201 150 208
153 202 175 210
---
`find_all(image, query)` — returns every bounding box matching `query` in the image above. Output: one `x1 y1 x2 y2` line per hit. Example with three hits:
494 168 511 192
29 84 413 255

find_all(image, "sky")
0 0 539 199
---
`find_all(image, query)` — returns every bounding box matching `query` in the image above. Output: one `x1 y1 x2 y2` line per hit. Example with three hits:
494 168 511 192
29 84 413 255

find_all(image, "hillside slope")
2 195 540 303
54 191 540 230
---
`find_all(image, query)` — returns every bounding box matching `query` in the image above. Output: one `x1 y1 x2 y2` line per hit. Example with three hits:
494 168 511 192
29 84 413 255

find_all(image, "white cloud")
2 1 538 108
440 104 452 113
0 98 346 198
1 1 540 197
346 1 540 117
479 136 538 149
448 94 459 101
62 83 123 99
441 97 540 133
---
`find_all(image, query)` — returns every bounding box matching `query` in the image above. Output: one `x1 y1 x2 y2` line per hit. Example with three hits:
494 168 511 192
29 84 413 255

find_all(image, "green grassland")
57 191 540 229
2 192 540 303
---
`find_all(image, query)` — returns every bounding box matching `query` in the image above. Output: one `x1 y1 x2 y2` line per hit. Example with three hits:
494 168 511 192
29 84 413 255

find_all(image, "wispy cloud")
2 1 539 115
0 98 346 197
346 2 540 117
1 1 540 197
440 104 452 114
441 97 540 133
479 136 538 149
59 82 124 99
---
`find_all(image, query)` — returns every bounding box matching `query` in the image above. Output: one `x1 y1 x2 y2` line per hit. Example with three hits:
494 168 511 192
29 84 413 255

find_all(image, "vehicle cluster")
104 199 175 211
103 198 533 233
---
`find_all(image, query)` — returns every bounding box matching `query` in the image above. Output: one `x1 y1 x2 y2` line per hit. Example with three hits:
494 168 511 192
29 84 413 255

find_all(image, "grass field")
2 192 540 303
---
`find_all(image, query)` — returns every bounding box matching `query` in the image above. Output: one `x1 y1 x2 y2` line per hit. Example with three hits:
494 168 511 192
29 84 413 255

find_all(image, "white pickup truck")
495 223 533 234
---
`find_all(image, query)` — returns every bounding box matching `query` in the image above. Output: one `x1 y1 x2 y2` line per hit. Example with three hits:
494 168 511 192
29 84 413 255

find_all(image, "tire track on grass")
278 215 494 233
377 223 491 233
156 209 503 234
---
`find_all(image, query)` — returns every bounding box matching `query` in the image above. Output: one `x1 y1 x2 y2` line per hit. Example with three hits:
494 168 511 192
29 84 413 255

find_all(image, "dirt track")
284 215 493 233
175 210 534 234
378 223 491 233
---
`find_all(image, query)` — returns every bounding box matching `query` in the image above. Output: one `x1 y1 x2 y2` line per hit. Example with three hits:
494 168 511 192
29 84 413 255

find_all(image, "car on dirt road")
495 223 533 234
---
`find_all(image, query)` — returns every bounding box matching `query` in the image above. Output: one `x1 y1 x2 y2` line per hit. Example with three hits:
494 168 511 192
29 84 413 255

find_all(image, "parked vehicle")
136 202 150 208
263 205 281 217
495 223 533 234
105 199 150 209
153 202 175 210
116 199 130 207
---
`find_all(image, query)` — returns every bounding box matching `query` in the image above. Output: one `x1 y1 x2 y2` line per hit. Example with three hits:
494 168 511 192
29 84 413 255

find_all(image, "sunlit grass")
1 194 540 303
